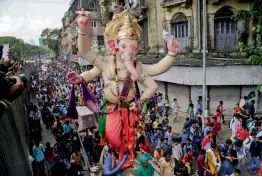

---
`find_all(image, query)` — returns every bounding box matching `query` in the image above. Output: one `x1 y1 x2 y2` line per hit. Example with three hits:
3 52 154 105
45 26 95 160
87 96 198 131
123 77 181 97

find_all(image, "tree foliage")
233 0 262 65
0 36 47 60
41 28 61 57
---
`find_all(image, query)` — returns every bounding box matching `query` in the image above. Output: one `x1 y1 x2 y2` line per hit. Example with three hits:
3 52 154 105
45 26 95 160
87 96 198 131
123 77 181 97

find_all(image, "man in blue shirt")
63 120 75 134
218 139 233 176
195 100 202 114
202 123 212 139
179 127 190 146
33 140 45 175
164 126 174 145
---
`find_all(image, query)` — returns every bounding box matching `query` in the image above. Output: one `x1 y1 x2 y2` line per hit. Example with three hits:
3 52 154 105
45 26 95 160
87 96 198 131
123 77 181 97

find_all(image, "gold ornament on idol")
104 9 142 42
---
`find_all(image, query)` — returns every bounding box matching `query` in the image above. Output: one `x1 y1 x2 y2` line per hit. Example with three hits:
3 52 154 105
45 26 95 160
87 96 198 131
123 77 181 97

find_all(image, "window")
214 6 237 51
89 2 95 9
91 21 96 28
97 36 104 46
170 13 189 52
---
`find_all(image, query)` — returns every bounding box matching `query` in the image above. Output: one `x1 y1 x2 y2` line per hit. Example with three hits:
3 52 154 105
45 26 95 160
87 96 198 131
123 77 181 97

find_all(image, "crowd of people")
27 61 102 176
133 93 262 176
24 59 262 176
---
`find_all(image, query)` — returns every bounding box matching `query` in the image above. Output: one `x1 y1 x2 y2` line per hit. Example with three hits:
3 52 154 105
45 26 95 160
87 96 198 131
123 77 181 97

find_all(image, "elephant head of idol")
105 10 142 82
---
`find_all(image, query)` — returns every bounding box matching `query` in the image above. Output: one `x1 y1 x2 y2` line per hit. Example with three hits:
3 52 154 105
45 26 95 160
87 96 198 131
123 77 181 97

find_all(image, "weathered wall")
147 0 159 50
209 86 241 115
208 0 249 50
153 65 262 86
168 84 190 112
148 0 249 52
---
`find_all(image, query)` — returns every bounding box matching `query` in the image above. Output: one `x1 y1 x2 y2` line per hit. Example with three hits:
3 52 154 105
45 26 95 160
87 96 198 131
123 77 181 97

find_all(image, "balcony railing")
161 0 191 7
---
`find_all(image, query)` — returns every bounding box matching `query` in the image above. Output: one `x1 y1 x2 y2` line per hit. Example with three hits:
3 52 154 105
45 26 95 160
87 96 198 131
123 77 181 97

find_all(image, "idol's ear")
107 39 116 52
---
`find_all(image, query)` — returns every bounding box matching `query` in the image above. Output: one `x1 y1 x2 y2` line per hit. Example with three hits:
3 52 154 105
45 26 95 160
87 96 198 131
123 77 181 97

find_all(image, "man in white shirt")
243 132 256 163
157 95 164 117
229 116 237 140
239 96 248 110
171 99 180 122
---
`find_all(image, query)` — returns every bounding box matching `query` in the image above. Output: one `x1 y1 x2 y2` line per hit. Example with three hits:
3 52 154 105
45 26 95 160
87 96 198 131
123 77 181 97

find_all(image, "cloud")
0 0 69 42
28 18 52 31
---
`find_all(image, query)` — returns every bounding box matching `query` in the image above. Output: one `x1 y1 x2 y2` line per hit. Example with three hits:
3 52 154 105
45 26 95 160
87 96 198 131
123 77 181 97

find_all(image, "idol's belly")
103 81 135 104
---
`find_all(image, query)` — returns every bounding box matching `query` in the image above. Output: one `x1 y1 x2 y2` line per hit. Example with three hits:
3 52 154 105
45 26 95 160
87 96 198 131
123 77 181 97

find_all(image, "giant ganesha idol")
67 9 179 169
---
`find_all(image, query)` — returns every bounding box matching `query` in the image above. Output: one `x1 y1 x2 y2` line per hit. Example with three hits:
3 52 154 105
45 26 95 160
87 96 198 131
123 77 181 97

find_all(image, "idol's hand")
66 71 83 85
167 35 179 55
76 8 91 33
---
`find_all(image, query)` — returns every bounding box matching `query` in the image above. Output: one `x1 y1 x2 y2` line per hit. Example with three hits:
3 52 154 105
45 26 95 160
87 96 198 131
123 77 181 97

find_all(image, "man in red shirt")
197 149 209 176
202 131 212 151
217 101 225 124
236 127 250 141
183 148 194 164
212 118 221 145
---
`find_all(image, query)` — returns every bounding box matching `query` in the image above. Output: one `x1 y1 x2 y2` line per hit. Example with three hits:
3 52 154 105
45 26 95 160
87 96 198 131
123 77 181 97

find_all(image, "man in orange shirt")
234 103 242 115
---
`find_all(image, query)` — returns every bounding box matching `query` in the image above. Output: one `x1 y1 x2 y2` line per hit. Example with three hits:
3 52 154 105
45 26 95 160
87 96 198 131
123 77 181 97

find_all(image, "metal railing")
0 68 33 176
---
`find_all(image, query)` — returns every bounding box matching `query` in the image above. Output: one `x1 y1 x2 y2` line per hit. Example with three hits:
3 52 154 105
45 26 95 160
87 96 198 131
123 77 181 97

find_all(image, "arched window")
89 1 95 9
214 6 237 51
170 13 189 52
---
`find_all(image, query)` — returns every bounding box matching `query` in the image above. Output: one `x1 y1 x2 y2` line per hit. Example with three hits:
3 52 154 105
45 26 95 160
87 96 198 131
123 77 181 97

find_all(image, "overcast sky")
0 0 70 45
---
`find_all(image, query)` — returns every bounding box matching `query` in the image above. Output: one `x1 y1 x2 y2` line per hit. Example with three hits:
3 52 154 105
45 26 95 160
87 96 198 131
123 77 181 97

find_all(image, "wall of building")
208 0 249 50
168 83 190 112
147 0 159 50
147 0 250 52
153 65 262 86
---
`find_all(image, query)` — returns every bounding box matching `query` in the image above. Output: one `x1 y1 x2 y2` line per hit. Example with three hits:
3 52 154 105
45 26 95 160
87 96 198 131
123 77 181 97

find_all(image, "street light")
202 0 208 129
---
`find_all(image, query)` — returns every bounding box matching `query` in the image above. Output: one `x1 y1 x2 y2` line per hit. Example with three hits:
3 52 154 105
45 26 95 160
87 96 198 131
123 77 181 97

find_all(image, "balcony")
160 0 191 7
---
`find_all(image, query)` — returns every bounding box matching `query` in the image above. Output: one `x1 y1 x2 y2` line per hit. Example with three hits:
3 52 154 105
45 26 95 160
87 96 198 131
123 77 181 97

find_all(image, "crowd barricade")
0 67 33 175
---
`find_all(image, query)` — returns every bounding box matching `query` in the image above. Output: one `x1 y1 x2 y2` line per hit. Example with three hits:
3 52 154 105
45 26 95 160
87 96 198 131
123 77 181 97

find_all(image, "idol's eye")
121 45 126 49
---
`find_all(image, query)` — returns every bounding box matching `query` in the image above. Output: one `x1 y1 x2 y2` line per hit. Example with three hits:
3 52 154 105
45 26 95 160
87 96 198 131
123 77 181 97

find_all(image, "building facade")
99 0 149 53
60 0 105 66
141 0 262 115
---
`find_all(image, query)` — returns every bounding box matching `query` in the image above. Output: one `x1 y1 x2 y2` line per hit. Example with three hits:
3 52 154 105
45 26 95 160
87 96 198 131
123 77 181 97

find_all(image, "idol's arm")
80 66 102 83
140 54 176 77
138 72 158 103
78 32 106 70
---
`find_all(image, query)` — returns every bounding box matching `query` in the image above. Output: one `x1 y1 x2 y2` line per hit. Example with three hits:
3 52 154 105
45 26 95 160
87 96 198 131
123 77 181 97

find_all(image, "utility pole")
202 0 207 129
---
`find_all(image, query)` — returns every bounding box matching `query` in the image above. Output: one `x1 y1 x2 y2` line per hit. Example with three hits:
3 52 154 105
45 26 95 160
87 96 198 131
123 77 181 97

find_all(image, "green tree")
0 36 48 60
232 0 262 65
233 0 262 91
41 28 61 57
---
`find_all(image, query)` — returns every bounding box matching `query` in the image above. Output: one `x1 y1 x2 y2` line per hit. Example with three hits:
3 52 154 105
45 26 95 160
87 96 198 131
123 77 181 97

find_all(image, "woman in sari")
206 143 221 176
